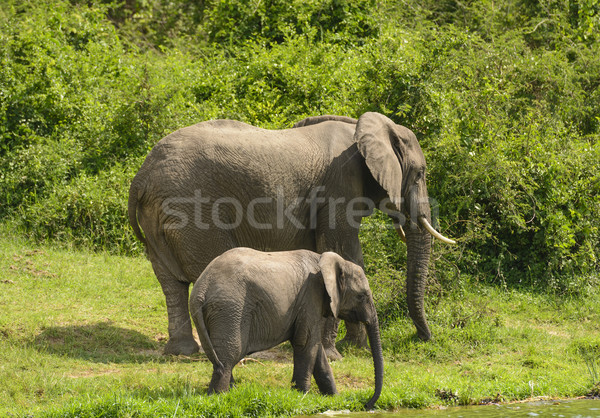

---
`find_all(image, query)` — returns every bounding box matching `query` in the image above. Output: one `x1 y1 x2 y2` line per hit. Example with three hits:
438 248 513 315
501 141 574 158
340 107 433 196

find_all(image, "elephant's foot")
163 335 200 356
324 345 343 361
208 365 233 394
340 322 369 349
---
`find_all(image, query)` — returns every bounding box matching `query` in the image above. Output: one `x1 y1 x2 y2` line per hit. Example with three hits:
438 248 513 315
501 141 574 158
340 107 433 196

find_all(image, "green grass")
1 232 599 417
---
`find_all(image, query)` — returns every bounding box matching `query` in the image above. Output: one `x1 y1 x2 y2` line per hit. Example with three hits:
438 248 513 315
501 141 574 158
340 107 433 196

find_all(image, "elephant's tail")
128 174 189 284
128 177 146 245
190 298 223 370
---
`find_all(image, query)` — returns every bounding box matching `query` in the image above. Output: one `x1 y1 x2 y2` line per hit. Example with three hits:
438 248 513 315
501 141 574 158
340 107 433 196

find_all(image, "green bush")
20 162 142 255
0 0 598 295
202 0 380 45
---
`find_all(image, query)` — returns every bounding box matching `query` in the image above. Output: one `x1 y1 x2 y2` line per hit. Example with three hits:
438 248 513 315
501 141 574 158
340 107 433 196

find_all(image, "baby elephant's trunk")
365 313 383 410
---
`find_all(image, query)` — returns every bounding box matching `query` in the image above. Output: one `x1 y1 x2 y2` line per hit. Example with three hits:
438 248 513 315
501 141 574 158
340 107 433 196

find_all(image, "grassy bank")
1 232 598 417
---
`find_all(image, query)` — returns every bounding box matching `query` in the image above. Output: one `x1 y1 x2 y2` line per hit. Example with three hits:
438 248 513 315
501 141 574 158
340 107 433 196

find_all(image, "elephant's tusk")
395 226 406 243
419 217 456 245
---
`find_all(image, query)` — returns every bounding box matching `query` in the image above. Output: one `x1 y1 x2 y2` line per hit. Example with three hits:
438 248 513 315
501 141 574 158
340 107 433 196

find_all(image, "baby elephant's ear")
319 252 346 319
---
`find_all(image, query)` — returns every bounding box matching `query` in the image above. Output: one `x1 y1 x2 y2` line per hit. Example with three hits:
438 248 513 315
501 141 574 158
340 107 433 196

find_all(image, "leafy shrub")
0 0 598 296
203 0 379 45
20 162 142 255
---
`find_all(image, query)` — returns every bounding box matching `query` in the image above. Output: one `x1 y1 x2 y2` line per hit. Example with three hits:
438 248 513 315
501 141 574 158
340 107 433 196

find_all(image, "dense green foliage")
0 0 598 295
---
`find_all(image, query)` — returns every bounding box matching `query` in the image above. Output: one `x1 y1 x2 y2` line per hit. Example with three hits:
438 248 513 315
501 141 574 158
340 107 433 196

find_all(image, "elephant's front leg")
316 216 369 353
312 345 337 395
341 322 369 349
291 343 319 393
321 317 342 360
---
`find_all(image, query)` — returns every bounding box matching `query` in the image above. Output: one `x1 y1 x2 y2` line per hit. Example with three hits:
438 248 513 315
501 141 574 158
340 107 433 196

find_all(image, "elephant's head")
319 252 383 410
354 112 455 341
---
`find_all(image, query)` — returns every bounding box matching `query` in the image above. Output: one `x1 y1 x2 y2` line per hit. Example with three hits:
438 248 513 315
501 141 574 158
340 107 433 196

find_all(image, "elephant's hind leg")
208 364 233 394
162 279 199 355
206 317 243 393
149 252 199 355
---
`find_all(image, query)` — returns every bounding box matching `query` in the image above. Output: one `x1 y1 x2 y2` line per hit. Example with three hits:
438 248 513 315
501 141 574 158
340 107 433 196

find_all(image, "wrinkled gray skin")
129 112 434 357
189 248 383 410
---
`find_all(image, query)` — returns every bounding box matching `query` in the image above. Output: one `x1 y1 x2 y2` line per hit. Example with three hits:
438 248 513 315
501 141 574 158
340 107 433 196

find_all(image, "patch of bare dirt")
9 251 57 278
138 349 162 357
248 345 293 363
335 372 370 389
66 368 122 378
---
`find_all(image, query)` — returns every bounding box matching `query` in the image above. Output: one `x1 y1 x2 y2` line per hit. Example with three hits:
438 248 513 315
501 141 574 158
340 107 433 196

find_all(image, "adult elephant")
128 112 455 357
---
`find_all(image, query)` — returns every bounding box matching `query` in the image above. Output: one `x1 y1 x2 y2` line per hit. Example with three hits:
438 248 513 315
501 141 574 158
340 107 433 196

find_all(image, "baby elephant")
189 248 383 409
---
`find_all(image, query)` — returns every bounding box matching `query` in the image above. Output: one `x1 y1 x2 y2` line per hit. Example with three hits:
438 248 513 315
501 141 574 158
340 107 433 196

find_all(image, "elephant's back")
199 248 320 301
204 248 320 280
197 247 320 320
153 119 309 157
140 120 328 193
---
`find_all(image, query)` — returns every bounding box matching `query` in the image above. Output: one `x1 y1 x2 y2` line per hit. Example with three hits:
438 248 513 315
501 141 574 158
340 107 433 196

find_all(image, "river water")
308 399 600 417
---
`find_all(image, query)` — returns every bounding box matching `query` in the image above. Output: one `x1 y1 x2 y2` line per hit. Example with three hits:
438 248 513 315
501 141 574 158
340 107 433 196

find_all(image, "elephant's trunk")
405 219 432 341
365 312 384 410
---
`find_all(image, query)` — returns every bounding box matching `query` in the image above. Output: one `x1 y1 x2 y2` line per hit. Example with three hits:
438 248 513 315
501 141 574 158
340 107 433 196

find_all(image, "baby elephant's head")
319 252 383 410
319 252 376 326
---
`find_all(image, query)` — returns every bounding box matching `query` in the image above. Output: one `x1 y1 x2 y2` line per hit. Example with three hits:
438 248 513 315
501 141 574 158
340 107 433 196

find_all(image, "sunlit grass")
1 232 599 416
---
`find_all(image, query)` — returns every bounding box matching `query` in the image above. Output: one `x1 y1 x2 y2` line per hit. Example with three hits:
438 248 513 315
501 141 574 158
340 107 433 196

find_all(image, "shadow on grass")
32 321 186 364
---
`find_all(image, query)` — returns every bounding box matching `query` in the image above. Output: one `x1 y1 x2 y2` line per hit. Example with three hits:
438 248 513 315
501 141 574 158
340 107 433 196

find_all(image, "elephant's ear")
319 252 346 319
355 112 403 210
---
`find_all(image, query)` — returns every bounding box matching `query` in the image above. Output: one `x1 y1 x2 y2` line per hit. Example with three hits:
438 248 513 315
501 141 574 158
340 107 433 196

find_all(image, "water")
311 399 600 417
